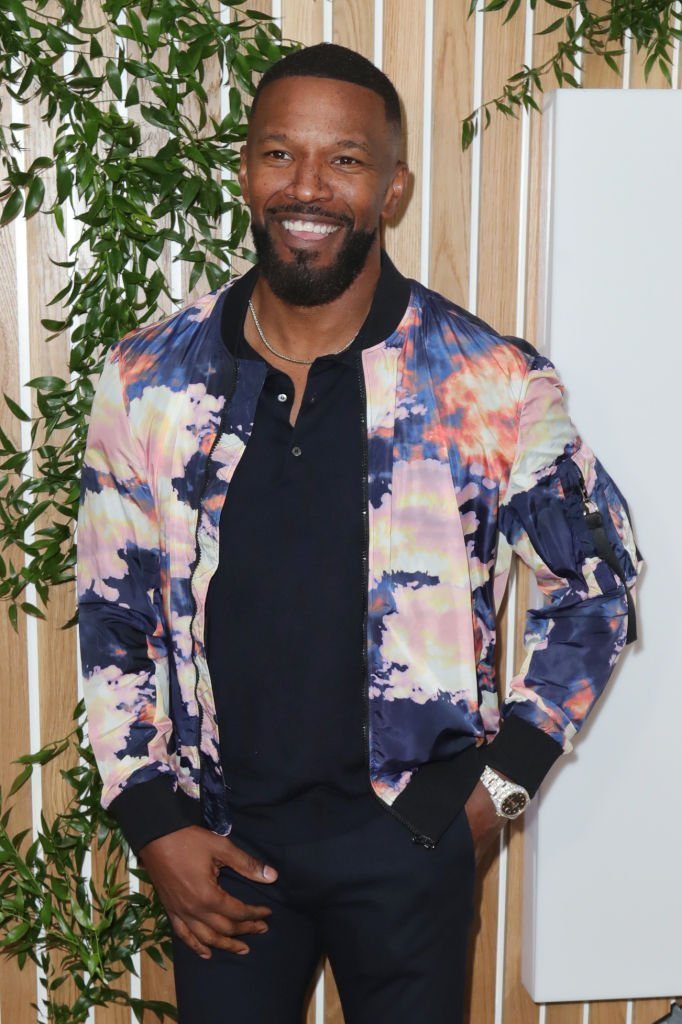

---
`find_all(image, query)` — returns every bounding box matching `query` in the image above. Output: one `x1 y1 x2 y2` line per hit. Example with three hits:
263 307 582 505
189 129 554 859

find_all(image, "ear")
238 144 250 205
381 161 408 221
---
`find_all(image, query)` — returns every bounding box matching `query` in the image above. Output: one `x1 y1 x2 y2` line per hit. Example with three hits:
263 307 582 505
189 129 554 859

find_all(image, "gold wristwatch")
480 765 530 820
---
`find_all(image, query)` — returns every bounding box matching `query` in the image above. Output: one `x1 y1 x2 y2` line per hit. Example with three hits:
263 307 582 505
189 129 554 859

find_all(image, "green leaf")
229 86 242 122
537 17 565 36
1 189 23 226
140 105 175 131
106 61 123 100
503 0 522 24
25 177 46 219
9 764 33 797
181 178 202 212
3 0 30 33
125 81 140 107
0 921 30 945
4 394 30 422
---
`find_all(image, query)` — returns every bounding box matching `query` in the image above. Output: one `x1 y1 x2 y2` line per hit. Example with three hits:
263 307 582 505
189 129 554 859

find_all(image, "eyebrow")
333 138 371 154
257 132 371 154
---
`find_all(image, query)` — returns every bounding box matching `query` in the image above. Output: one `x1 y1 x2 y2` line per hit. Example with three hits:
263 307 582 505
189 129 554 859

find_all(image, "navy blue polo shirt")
206 255 411 843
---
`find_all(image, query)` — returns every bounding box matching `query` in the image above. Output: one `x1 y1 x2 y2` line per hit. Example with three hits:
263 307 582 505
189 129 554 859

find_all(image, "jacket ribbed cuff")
108 775 203 856
484 714 563 797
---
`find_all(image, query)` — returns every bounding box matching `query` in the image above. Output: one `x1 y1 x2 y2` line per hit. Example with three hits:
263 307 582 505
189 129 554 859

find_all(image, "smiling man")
77 44 640 1024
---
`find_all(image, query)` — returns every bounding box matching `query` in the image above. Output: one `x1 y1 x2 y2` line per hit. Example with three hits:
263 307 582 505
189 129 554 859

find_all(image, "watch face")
500 791 528 817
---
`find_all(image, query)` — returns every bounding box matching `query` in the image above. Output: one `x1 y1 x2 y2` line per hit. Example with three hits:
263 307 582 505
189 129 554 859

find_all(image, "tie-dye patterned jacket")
77 270 640 853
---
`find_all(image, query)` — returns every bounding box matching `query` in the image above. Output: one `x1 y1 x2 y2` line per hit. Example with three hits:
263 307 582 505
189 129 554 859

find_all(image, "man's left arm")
466 354 641 857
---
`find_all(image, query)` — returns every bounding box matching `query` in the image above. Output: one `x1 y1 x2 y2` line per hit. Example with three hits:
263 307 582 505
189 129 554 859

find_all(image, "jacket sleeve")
487 355 641 795
77 348 200 853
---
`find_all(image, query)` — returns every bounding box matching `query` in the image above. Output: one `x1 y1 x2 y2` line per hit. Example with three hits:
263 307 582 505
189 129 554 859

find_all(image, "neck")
247 250 381 362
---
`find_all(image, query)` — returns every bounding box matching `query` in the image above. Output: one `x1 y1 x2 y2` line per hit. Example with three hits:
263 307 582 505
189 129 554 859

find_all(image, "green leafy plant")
0 2 295 1020
0 703 177 1023
462 0 682 147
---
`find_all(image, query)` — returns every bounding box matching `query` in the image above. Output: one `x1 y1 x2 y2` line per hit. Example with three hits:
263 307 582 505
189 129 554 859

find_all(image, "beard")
250 205 377 307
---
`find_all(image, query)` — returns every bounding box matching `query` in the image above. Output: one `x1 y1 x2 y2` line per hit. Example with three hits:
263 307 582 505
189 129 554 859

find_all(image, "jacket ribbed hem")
391 744 484 845
390 716 563 845
109 776 203 856
484 714 563 797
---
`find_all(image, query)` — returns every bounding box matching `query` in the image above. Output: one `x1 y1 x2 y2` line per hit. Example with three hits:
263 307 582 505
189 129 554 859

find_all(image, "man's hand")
463 781 505 866
139 826 278 959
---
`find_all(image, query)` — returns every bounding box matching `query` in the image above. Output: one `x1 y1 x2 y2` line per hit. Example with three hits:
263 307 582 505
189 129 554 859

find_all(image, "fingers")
171 913 261 959
204 910 269 939
216 838 278 883
171 915 215 959
215 887 272 923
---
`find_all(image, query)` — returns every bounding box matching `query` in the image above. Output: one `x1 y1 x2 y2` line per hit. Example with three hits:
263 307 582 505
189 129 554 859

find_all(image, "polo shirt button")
291 445 302 457
277 393 288 403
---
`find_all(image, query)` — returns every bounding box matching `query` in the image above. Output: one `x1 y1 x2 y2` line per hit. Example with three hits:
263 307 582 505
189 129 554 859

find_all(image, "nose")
284 157 333 204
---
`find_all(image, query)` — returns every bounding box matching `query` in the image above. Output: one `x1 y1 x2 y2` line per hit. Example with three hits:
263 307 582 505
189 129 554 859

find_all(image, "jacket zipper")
355 355 436 850
188 359 239 819
575 466 637 644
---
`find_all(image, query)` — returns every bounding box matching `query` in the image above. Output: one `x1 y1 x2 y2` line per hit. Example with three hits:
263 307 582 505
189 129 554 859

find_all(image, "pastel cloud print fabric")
77 274 640 845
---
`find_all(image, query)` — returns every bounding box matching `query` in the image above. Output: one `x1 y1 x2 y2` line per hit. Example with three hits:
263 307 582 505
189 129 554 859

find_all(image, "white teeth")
281 219 339 235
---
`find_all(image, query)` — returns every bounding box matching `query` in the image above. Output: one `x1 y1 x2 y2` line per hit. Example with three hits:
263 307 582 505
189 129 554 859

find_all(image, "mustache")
265 203 353 227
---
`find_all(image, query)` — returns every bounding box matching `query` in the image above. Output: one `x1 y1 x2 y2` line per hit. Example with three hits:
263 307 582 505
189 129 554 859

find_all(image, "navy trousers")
171 806 475 1024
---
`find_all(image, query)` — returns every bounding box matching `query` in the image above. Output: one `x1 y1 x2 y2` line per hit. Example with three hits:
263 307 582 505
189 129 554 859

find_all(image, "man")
77 44 640 1024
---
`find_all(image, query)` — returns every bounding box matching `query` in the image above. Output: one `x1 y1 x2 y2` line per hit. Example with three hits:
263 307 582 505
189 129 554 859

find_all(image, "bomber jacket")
77 265 640 854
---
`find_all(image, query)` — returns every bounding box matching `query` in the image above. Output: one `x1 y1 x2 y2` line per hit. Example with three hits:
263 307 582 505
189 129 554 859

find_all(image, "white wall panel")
523 89 682 1003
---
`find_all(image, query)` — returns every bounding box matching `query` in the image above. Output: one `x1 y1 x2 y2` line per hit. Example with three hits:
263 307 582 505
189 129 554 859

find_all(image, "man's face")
239 76 407 306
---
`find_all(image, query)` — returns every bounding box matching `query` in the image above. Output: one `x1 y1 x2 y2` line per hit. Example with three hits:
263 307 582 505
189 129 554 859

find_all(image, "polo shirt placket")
205 255 411 843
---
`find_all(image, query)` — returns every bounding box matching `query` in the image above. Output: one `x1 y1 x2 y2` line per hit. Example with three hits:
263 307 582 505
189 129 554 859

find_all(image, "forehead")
249 76 395 149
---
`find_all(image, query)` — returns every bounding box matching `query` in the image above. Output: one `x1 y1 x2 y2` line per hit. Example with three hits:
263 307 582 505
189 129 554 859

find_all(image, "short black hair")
251 43 402 133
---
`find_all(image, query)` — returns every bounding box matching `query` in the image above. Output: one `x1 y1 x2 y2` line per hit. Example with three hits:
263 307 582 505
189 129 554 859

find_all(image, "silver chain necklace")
248 299 360 366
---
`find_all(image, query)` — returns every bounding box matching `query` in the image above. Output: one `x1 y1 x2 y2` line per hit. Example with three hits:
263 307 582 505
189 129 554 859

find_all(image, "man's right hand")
139 825 278 959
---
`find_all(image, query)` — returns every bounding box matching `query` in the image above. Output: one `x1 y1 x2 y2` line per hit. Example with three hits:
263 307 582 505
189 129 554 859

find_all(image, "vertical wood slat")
476 5 527 335
381 0 425 281
591 1002 628 1024
523 0 567 334
333 0 374 60
581 0 623 86
503 814 538 1023
0 196 36 1024
428 0 475 306
282 0 324 46
633 999 676 1023
546 1006 585 1024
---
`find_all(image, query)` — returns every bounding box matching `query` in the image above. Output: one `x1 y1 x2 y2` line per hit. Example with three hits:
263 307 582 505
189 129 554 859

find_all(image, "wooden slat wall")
0 120 35 1024
1 2 678 1022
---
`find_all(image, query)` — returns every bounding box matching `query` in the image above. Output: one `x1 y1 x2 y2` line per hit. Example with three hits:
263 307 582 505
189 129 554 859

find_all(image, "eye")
265 149 291 161
334 155 362 167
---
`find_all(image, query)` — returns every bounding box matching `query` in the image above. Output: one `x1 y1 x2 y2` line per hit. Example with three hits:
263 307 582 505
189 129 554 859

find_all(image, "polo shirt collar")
220 250 411 363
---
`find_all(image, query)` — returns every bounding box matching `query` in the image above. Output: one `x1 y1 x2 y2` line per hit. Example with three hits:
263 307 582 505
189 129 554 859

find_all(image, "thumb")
213 835 278 883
